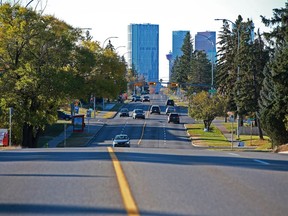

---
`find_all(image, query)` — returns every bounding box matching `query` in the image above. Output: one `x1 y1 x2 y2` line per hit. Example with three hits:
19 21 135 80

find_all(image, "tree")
258 2 288 147
188 50 211 93
171 32 193 88
189 91 226 131
0 3 86 147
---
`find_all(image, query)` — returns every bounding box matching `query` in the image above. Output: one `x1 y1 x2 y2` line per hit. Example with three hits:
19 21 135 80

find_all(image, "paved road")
0 94 288 216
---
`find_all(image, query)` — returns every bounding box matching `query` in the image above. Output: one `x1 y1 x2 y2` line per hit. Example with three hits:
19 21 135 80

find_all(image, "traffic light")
148 82 156 85
170 82 178 87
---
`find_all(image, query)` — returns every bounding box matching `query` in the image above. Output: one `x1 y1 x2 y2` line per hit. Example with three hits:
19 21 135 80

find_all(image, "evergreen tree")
259 2 288 147
189 50 211 93
171 32 193 89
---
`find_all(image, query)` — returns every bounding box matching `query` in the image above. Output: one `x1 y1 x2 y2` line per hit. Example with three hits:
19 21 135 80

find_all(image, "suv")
150 105 161 114
119 108 129 117
166 99 175 106
168 113 180 124
132 109 145 119
133 96 142 102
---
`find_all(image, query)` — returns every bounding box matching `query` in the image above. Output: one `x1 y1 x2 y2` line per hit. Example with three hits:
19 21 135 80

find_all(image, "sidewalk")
213 119 259 149
46 103 117 148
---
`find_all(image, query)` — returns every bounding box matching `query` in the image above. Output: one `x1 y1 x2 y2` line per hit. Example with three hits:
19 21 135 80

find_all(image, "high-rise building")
127 23 159 82
195 31 216 63
166 30 189 81
172 30 189 60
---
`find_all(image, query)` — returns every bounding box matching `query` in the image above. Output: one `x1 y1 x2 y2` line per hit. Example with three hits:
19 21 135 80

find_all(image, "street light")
196 33 215 88
215 18 240 139
102 36 118 49
115 46 126 52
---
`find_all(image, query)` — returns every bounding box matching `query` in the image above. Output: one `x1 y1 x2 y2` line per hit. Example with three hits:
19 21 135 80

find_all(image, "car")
165 106 176 115
166 99 175 106
133 95 142 102
150 105 161 114
142 95 150 102
112 134 130 147
57 110 72 120
132 109 145 119
119 108 129 117
168 113 180 124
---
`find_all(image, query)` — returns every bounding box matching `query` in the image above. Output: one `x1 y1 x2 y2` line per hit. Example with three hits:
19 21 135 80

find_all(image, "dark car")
166 99 175 106
112 134 130 147
142 95 150 102
168 113 180 123
57 110 72 121
150 105 161 114
132 109 145 119
133 96 142 102
119 108 129 117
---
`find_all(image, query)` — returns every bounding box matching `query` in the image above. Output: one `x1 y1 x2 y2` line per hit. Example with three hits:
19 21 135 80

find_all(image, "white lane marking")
228 153 240 156
254 159 270 165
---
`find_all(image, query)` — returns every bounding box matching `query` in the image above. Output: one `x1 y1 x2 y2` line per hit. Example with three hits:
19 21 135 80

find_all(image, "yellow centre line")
137 121 146 145
107 147 140 216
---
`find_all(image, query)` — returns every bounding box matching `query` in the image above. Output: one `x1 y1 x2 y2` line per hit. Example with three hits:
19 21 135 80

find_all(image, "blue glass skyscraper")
127 23 159 82
172 30 189 60
195 31 216 63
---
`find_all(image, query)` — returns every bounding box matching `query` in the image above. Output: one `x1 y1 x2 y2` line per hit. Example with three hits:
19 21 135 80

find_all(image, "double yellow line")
108 147 140 216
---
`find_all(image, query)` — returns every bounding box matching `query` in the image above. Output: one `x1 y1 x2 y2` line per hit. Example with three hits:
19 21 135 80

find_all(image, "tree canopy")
0 2 127 147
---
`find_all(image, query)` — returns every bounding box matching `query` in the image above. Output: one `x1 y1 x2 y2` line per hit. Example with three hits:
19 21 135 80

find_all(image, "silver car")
112 134 130 147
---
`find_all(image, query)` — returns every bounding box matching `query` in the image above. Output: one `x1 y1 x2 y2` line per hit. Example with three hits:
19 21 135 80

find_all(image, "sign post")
9 107 13 147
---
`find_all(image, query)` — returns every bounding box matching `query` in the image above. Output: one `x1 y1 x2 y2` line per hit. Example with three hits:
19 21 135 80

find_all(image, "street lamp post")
115 46 126 52
215 18 240 139
101 36 119 110
102 36 118 49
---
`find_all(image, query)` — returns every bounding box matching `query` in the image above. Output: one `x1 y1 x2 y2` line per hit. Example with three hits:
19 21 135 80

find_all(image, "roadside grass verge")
39 103 123 147
57 130 94 147
186 123 230 147
220 122 272 150
38 121 72 147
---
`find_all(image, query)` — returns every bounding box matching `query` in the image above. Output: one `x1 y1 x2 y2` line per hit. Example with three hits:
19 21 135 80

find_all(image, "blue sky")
30 0 287 80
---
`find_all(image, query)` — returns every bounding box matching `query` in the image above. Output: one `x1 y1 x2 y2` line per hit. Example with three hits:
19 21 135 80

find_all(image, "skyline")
27 0 287 81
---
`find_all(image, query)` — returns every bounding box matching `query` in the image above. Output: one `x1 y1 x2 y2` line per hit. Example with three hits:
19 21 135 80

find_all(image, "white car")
112 134 130 147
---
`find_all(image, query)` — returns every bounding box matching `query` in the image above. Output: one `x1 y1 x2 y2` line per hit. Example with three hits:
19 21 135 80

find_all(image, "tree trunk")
256 117 264 140
22 123 38 148
204 119 213 131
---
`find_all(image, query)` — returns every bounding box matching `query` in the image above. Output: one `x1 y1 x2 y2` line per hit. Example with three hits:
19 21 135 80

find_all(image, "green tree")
259 2 288 147
189 50 211 93
0 3 84 147
171 32 193 88
189 91 226 131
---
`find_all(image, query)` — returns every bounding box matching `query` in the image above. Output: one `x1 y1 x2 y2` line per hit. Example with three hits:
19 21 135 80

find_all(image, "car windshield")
115 135 128 140
135 109 143 113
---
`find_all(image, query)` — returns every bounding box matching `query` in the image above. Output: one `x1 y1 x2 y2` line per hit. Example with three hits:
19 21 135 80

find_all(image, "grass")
38 121 72 147
220 122 272 150
186 123 230 147
38 103 123 148
57 130 95 147
185 122 272 150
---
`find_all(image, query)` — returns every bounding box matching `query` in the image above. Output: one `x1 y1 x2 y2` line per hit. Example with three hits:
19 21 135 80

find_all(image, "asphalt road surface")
1 93 287 216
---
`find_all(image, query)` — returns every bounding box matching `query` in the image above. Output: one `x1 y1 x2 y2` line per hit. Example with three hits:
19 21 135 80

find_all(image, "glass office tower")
127 23 159 82
195 31 216 63
172 30 189 60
